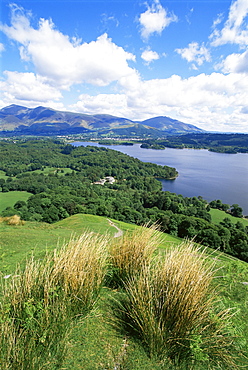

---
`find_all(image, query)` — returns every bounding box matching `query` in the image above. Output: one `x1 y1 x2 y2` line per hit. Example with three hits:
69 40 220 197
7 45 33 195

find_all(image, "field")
210 208 248 227
0 191 31 213
0 170 8 180
29 166 74 176
0 213 247 369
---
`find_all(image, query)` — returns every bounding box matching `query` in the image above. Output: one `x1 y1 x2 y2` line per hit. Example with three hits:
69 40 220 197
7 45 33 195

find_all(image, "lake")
72 142 248 215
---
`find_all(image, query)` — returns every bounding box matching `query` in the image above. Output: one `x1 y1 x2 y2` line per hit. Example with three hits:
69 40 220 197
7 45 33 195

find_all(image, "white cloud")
185 8 194 25
69 71 248 132
101 13 119 29
141 47 159 64
70 94 129 117
210 0 248 46
138 0 177 40
0 43 5 53
212 13 224 29
219 49 248 73
1 3 248 133
0 71 62 105
175 42 211 68
0 4 138 89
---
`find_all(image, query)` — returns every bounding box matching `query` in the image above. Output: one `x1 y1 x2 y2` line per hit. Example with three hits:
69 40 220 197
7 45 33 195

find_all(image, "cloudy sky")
1 0 248 132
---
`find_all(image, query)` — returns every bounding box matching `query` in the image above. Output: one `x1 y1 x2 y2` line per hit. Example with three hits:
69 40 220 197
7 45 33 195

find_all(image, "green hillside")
0 214 180 275
0 214 247 369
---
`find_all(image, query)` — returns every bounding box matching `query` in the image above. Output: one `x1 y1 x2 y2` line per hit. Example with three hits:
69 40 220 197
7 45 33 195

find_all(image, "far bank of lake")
72 142 248 215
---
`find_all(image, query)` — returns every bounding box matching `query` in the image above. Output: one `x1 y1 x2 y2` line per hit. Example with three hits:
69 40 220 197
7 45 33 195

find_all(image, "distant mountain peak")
141 116 203 133
0 104 204 136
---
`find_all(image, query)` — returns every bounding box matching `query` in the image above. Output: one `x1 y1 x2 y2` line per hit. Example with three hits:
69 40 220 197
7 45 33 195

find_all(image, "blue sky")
1 0 248 132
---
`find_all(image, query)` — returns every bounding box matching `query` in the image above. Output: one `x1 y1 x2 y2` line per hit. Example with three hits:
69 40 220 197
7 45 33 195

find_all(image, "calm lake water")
72 142 248 215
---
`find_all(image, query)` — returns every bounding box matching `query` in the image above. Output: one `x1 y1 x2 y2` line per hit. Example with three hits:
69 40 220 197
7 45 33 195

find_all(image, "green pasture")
0 214 181 276
30 166 74 176
210 208 248 226
0 214 121 275
0 170 8 180
0 167 73 180
0 191 31 213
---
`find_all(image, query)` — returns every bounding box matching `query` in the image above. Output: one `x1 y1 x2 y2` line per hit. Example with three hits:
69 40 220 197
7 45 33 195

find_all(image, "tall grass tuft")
108 223 161 288
51 232 109 316
0 215 25 225
0 231 109 369
110 240 242 369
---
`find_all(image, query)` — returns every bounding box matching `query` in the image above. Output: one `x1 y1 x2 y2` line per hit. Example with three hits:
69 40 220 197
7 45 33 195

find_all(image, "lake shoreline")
72 142 248 215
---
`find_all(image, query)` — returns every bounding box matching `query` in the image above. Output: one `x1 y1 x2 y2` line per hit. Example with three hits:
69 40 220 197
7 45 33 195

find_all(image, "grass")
27 166 74 176
0 214 129 275
0 214 178 275
109 241 244 369
0 214 247 369
0 191 32 213
0 170 8 180
210 208 248 227
0 231 109 369
108 224 161 287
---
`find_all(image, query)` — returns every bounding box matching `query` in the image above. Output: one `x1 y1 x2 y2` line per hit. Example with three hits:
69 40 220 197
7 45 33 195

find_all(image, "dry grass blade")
109 223 161 287
0 231 109 369
110 240 242 369
0 215 25 225
50 231 109 311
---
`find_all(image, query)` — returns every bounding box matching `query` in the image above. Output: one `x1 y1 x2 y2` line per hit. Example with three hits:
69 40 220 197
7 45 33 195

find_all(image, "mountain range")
0 105 204 136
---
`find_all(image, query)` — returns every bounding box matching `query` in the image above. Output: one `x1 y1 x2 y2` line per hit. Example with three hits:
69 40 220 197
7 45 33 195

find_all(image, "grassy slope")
0 214 122 275
210 208 248 226
1 214 247 369
0 214 181 276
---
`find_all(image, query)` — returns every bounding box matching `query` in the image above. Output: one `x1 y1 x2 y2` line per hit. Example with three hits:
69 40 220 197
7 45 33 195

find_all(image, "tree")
14 200 27 209
230 204 243 218
220 217 234 229
1 207 16 217
197 228 221 249
42 205 60 223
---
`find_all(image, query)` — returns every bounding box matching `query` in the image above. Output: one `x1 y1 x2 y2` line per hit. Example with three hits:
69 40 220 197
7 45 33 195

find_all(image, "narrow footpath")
107 219 123 238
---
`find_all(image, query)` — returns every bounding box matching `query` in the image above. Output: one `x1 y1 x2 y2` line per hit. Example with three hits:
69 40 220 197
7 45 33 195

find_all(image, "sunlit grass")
0 191 31 213
0 217 247 369
210 208 248 226
108 223 161 287
109 240 244 369
0 232 109 369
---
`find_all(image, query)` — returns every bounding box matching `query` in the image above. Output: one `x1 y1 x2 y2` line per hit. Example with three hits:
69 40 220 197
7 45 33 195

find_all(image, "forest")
140 133 248 153
0 138 247 262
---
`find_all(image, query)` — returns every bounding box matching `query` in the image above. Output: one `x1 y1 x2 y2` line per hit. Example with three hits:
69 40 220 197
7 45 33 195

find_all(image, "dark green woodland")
0 138 247 261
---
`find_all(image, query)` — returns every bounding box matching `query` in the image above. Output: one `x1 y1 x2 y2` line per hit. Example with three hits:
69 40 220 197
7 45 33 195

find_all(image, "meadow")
0 191 31 213
209 208 248 227
0 213 247 369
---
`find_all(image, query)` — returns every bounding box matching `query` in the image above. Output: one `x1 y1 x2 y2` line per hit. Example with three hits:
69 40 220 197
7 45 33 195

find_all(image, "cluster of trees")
209 199 243 218
1 139 247 262
140 133 248 153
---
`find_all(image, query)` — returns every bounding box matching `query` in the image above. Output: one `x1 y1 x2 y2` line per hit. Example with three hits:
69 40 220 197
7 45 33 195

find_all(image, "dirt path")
107 219 123 238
